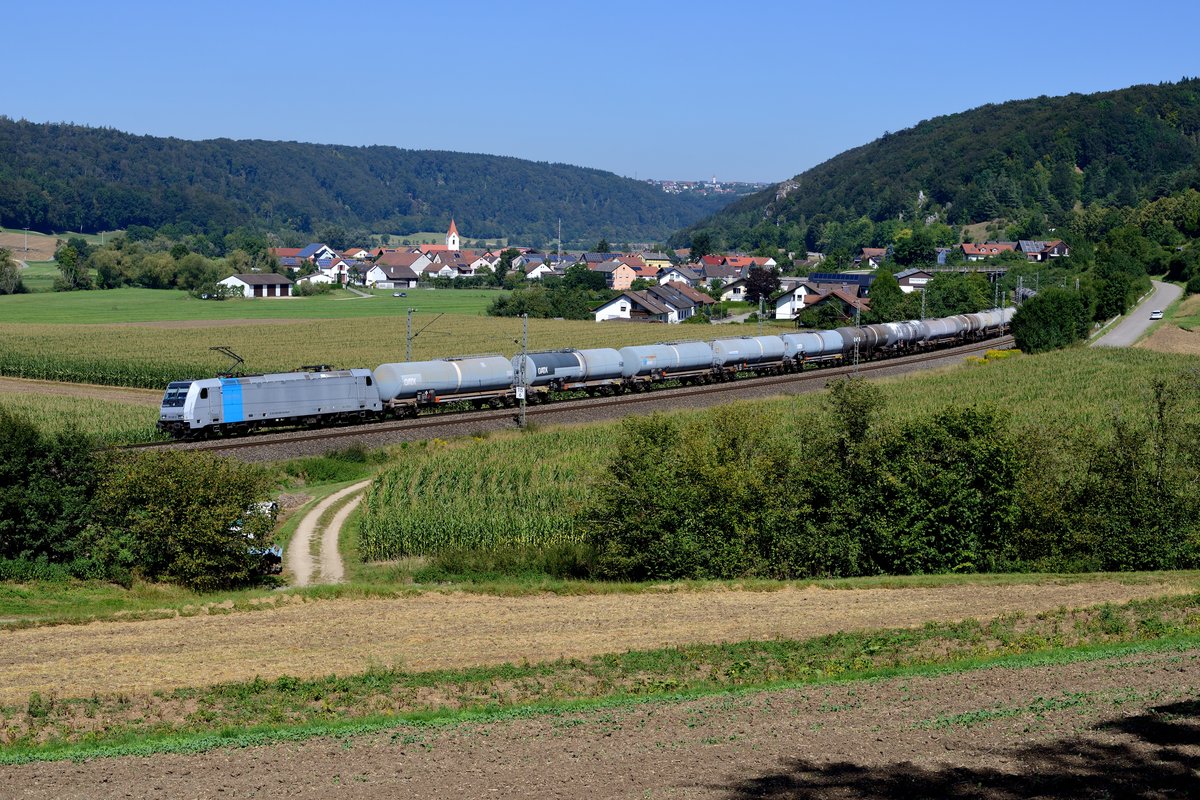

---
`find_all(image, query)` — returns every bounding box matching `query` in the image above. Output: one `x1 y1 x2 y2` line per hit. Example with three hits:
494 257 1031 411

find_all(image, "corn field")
358 428 615 559
0 317 766 389
0 394 162 443
356 347 1200 560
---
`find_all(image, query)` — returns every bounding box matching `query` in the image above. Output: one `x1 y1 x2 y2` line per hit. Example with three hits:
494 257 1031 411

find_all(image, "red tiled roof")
961 242 1016 256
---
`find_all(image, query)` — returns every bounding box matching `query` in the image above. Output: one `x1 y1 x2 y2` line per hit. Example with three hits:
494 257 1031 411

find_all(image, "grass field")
0 286 502 323
12 261 60 292
359 346 1200 559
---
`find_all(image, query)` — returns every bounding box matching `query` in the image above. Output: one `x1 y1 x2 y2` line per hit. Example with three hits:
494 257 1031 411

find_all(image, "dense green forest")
673 78 1200 255
0 119 733 245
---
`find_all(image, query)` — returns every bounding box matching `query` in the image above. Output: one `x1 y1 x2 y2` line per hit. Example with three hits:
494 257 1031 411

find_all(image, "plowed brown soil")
2 579 1191 704
4 643 1197 798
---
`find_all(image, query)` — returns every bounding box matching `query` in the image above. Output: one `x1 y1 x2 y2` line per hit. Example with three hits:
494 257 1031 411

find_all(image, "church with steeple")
445 219 460 251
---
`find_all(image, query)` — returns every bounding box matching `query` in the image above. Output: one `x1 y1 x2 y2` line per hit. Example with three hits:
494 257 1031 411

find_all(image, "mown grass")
0 286 503 324
359 346 1200 560
13 260 60 292
2 592 1197 761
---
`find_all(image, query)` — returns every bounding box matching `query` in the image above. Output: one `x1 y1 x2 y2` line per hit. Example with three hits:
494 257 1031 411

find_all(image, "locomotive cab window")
199 388 208 399
365 376 373 386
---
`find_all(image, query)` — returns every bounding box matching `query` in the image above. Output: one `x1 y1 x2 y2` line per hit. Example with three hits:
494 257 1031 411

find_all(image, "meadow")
358 346 1200 561
0 286 501 323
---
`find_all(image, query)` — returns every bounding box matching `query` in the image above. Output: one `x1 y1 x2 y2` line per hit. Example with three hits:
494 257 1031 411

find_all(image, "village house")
807 271 876 298
657 265 700 287
772 280 822 319
961 241 1016 261
592 260 638 291
592 282 714 323
1017 239 1071 261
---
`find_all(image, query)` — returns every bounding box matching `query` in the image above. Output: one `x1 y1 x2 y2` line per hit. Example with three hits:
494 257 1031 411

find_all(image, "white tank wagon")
512 348 625 397
374 356 515 415
711 336 787 375
619 341 715 383
157 368 381 438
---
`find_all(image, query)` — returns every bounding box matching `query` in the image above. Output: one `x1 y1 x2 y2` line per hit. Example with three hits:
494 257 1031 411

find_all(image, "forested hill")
0 119 732 244
673 78 1200 253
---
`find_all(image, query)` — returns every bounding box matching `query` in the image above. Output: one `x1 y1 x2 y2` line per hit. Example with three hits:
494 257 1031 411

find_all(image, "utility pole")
518 313 528 429
405 308 415 362
852 305 861 374
557 219 562 262
920 287 927 320
758 297 764 335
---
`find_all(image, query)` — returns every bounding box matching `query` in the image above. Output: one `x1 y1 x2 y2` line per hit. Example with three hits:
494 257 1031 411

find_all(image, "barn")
218 273 294 298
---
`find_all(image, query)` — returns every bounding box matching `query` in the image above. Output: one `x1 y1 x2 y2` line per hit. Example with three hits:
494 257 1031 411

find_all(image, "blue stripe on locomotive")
219 377 244 422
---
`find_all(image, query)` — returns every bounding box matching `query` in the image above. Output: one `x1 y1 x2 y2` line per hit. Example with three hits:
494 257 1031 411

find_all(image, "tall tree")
0 248 24 294
744 266 781 304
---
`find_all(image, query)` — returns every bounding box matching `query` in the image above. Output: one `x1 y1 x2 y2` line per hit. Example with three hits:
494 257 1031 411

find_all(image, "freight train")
156 308 1015 438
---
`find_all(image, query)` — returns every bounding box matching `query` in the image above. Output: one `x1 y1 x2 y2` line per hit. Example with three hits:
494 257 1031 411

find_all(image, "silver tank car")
780 332 826 360
922 317 958 342
712 336 785 367
814 329 846 357
512 348 624 387
374 357 513 401
885 321 919 346
619 342 714 378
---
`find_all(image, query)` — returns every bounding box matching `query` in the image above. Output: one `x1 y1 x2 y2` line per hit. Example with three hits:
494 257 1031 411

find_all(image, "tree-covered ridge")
675 78 1200 253
0 119 733 245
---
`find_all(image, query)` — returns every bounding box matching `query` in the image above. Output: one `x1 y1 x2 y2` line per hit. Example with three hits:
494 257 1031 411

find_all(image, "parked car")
392 292 407 297
1150 309 1163 320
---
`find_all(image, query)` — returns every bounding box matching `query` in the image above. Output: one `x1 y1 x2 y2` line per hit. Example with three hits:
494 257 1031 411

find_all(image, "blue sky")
4 1 1199 183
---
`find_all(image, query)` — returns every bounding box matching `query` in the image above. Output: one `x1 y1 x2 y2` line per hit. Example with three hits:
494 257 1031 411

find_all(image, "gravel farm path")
284 480 371 587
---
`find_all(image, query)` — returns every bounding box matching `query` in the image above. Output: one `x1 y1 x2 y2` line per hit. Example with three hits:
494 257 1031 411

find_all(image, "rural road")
285 480 372 586
1092 279 1181 347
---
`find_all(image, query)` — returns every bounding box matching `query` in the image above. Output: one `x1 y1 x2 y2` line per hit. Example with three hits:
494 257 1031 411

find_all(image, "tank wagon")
156 368 381 437
512 348 625 399
157 308 1016 438
374 356 514 416
619 342 715 384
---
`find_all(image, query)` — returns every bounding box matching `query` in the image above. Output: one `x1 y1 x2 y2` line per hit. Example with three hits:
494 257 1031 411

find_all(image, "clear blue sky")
4 1 1199 183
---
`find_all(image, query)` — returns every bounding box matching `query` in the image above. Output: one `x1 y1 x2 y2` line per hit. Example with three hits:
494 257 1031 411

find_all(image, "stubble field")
4 578 1193 706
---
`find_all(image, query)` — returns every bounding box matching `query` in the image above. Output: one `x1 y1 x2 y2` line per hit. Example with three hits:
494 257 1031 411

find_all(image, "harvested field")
1137 323 1200 354
2 579 1192 705
0 231 58 262
4 643 1197 798
0 376 162 407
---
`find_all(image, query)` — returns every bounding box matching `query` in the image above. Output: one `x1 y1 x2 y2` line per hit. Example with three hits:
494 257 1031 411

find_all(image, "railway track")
119 335 1013 458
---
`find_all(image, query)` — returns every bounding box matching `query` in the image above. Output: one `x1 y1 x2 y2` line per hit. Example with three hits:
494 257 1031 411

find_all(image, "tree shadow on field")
722 700 1200 799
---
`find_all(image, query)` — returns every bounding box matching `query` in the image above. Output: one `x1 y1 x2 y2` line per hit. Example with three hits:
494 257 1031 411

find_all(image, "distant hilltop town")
646 177 769 197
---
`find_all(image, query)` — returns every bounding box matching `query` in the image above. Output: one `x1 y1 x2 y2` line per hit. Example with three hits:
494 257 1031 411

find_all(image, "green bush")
584 375 1200 581
88 452 276 591
1011 288 1091 353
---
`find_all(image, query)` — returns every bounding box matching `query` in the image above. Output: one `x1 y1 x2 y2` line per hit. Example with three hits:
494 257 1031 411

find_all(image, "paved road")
1091 279 1182 348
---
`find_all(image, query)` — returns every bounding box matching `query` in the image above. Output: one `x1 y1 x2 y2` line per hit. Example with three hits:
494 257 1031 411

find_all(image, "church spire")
446 218 460 251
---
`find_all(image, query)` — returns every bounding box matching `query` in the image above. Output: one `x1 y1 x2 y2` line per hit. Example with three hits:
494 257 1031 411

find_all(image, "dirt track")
2 579 1192 705
5 643 1197 798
